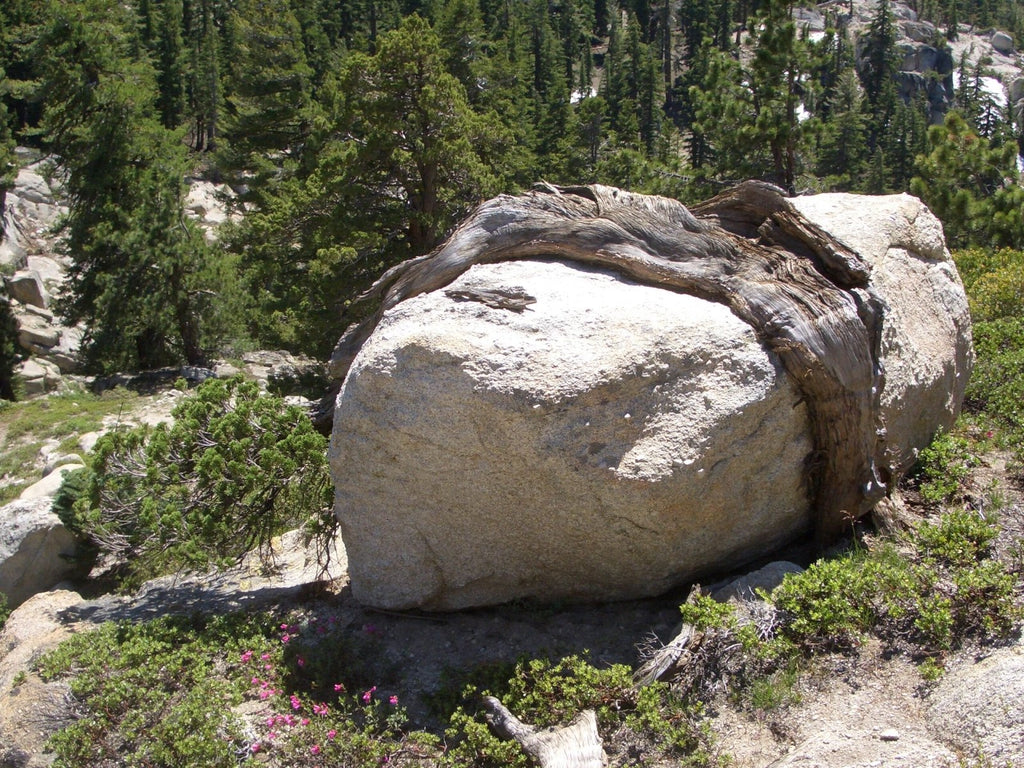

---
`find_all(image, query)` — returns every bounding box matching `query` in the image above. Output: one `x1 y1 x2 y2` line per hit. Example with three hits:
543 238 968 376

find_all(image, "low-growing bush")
59 377 335 588
38 611 438 768
674 509 1022 703
965 318 1024 463
440 654 719 767
912 430 978 504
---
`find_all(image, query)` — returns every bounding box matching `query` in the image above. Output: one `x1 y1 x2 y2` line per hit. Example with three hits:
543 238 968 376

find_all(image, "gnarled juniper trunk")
328 181 888 546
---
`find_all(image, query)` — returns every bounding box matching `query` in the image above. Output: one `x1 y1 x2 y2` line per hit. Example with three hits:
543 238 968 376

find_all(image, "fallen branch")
481 696 608 768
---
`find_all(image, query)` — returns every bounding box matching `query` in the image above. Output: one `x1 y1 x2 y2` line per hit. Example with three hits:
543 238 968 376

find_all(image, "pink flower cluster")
238 613 401 761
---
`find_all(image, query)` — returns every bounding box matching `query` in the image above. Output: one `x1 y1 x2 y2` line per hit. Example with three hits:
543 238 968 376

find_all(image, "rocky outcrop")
5 269 49 309
0 498 82 608
928 640 1024 765
0 150 65 271
329 185 971 610
892 42 954 124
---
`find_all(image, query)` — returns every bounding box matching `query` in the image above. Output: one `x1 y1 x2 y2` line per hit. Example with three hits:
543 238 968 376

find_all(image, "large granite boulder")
334 259 813 609
0 498 81 608
329 185 971 610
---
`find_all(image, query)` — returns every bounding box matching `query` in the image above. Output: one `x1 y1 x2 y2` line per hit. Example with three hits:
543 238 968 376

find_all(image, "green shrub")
764 510 1021 661
966 318 1024 454
771 555 877 653
913 431 977 504
954 247 1024 321
440 654 719 767
39 614 267 767
61 377 335 587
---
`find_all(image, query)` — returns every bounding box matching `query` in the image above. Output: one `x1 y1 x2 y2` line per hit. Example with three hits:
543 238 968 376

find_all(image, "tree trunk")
328 181 888 546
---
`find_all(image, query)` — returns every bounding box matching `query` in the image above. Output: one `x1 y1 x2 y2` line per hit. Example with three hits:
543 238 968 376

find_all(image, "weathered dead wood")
328 180 889 545
482 696 608 768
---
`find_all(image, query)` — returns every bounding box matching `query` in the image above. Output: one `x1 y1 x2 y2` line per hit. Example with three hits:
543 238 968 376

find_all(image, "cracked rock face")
330 259 813 610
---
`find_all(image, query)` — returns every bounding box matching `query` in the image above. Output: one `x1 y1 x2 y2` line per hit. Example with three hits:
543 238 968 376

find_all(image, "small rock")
711 561 805 603
43 454 84 477
77 432 101 454
879 729 901 742
992 30 1015 55
5 270 49 309
19 464 85 500
17 358 61 395
16 313 60 349
1010 77 1024 104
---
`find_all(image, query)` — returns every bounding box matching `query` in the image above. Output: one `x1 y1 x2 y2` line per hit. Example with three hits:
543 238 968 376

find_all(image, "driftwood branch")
482 696 608 768
328 181 889 545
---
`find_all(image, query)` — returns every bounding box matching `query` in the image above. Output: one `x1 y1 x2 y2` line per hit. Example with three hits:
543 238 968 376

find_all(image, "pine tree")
220 0 313 185
435 0 489 96
816 67 869 187
911 111 1023 247
38 0 221 370
232 15 512 353
860 0 898 107
0 69 17 400
0 65 15 220
185 0 221 151
155 0 187 128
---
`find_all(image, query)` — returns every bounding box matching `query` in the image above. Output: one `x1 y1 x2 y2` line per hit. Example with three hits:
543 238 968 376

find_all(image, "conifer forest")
1 0 1023 373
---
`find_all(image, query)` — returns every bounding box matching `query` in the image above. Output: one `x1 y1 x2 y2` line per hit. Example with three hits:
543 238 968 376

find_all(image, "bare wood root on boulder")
481 696 608 768
329 181 890 545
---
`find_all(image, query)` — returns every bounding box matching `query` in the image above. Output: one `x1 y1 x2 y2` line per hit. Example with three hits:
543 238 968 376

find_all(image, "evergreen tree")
435 0 489 96
911 111 1024 248
185 0 221 151
692 0 819 191
0 65 15 220
0 281 20 401
220 0 313 186
860 0 898 108
0 68 17 400
232 15 511 353
881 93 929 190
155 0 187 128
38 0 223 370
816 67 869 187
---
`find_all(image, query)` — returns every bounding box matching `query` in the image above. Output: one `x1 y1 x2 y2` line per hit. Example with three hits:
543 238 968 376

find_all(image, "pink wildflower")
265 716 275 727
281 623 289 630
296 656 305 667
281 633 291 643
240 650 253 663
301 717 310 726
261 653 271 661
333 683 345 693
311 745 321 755
290 694 302 711
362 686 377 704
250 743 261 753
389 695 398 706
313 703 329 716
327 730 337 740
258 690 271 700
